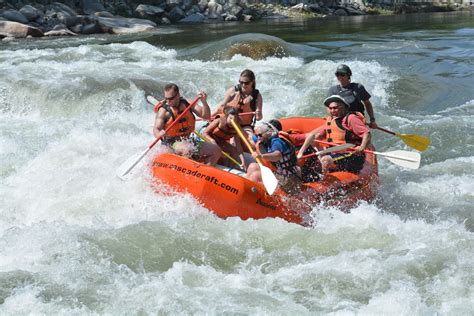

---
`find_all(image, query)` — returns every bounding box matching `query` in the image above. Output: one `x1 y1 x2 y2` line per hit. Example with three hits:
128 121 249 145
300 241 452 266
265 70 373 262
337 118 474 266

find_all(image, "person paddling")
153 83 221 166
246 121 301 195
297 95 371 175
328 64 378 129
202 107 246 169
213 69 263 146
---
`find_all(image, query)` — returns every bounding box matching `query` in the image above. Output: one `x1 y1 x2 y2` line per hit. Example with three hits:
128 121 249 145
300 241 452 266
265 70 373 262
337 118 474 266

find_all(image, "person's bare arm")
213 87 235 115
192 91 211 119
297 126 325 158
153 108 168 138
202 119 220 144
363 99 378 128
255 93 263 121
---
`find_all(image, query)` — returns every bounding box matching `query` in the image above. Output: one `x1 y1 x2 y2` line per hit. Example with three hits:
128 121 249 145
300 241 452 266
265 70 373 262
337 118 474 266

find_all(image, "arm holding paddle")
296 126 325 159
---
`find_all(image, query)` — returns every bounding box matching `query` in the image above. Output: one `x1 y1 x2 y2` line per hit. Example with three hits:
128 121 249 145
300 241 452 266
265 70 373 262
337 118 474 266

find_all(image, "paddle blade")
317 143 355 156
383 150 421 170
399 133 431 152
116 148 149 180
259 163 278 195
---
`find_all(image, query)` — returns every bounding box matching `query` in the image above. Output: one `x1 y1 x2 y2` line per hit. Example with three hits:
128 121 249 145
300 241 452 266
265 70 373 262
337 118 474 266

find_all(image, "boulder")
168 6 185 22
0 21 43 37
19 5 43 22
96 16 156 34
82 0 105 15
44 23 77 36
135 4 165 18
179 12 205 23
1 9 29 24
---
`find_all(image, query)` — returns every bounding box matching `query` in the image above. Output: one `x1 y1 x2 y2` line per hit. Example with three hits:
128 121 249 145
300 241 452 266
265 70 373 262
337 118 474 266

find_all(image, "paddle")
197 111 255 122
193 130 242 168
230 119 278 195
116 96 200 180
315 140 421 169
375 126 430 152
298 143 355 159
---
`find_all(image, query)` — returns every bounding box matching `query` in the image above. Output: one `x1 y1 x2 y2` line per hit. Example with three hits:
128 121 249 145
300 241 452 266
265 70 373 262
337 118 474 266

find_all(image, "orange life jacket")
162 98 196 138
210 120 236 144
225 85 260 126
324 112 366 146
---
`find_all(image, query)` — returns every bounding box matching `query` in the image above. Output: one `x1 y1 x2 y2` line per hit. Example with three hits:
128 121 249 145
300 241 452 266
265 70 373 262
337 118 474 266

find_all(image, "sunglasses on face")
165 93 178 100
335 73 347 77
239 80 251 86
256 130 269 137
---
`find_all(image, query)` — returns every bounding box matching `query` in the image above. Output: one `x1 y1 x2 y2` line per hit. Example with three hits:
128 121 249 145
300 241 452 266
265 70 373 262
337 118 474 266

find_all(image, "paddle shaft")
197 111 255 122
375 126 396 136
117 96 200 178
193 130 242 167
315 140 419 163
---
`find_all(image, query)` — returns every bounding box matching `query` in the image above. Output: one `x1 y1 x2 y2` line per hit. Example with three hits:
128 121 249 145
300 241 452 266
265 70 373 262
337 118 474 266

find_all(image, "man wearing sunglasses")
297 95 371 175
153 83 221 166
246 120 301 195
328 64 378 129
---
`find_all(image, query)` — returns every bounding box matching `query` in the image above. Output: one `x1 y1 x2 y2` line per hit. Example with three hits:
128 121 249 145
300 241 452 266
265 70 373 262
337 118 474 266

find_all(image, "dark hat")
324 95 350 108
335 64 352 76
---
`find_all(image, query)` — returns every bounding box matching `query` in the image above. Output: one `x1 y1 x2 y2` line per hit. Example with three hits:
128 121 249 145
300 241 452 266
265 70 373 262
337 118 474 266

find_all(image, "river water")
1 11 473 314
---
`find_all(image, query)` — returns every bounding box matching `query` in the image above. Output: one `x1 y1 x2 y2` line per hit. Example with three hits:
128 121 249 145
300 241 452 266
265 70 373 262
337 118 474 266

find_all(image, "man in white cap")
297 95 371 175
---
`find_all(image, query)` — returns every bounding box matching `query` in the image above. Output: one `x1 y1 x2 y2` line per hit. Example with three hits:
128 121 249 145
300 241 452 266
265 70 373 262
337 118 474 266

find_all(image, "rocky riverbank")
0 0 463 39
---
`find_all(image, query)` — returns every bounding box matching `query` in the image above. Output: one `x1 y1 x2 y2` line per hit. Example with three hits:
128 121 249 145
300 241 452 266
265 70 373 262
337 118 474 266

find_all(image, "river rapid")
1 12 473 314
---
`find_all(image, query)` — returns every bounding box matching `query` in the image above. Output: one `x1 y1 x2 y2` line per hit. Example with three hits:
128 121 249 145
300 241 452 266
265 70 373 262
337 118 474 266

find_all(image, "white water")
1 21 473 314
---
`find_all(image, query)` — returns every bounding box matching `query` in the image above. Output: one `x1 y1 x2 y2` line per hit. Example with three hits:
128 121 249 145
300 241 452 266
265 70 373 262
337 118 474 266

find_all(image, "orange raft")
151 117 379 226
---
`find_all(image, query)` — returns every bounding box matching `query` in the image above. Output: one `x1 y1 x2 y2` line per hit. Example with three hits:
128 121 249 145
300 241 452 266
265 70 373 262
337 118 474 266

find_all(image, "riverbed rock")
19 5 42 21
0 20 43 37
1 9 29 24
82 0 106 14
179 12 205 22
96 15 156 34
44 23 77 36
135 4 165 18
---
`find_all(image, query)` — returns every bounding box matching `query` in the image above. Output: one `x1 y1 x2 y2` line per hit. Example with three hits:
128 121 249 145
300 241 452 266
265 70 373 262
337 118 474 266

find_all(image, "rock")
290 3 311 12
333 8 348 16
135 4 165 18
0 21 43 38
179 12 205 23
82 0 105 15
19 5 42 22
44 23 77 36
48 2 77 16
242 14 253 21
1 9 29 24
198 0 208 11
229 4 243 18
168 6 185 22
161 16 171 24
224 13 237 21
94 11 114 17
96 16 156 34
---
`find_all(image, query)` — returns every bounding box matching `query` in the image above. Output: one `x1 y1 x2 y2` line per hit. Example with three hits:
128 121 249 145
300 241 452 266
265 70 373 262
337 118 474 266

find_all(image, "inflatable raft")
151 117 378 226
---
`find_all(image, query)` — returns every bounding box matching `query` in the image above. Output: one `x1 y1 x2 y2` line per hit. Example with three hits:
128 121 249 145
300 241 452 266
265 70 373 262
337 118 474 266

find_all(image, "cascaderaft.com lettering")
153 161 239 195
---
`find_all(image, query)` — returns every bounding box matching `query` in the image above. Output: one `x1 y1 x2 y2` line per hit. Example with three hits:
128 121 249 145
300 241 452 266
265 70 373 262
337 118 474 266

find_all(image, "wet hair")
223 106 238 117
164 83 179 94
268 119 282 131
240 69 256 89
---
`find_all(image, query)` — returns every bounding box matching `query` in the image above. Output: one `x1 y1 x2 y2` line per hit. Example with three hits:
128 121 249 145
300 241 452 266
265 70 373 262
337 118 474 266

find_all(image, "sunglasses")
335 73 347 77
256 130 269 137
165 93 178 100
239 80 251 85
